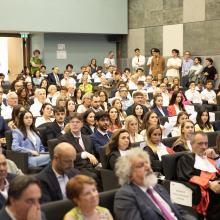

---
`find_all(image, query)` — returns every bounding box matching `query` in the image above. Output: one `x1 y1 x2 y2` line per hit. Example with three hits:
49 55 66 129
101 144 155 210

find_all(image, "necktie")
75 137 84 151
147 188 176 220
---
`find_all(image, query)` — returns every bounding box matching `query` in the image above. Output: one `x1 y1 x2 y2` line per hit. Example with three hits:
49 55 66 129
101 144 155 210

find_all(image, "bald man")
36 142 79 203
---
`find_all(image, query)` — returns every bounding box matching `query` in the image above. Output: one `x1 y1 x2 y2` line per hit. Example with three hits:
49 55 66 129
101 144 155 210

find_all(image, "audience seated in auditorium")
90 111 112 157
47 66 63 86
171 111 189 137
37 142 79 203
46 84 58 106
30 88 47 117
77 93 92 114
185 81 203 104
11 110 50 168
151 95 168 117
58 113 101 187
144 125 174 173
17 87 31 109
0 175 46 220
195 108 214 132
177 132 220 219
1 91 18 120
104 51 116 69
201 80 217 104
35 103 54 128
97 90 109 111
81 109 96 135
112 98 127 124
172 120 195 152
90 94 103 113
105 129 131 170
42 106 67 141
108 107 122 133
61 70 76 87
114 148 195 220
0 154 16 209
32 70 44 86
167 91 186 116
64 175 113 220
79 74 93 94
65 99 76 120
0 115 9 146
132 104 145 132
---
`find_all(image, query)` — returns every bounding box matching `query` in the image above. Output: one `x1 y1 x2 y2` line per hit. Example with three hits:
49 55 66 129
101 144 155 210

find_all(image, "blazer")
11 129 45 154
167 104 177 117
0 115 9 138
0 173 16 209
106 150 120 170
0 208 46 220
47 72 63 85
81 124 96 136
114 183 195 220
36 165 79 203
90 130 112 158
58 131 94 168
152 106 168 117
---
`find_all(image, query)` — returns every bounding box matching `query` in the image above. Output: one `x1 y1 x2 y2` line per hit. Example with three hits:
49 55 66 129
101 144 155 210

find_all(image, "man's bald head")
52 142 76 175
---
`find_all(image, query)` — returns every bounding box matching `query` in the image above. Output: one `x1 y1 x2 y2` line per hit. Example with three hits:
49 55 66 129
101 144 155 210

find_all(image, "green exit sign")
20 33 29 38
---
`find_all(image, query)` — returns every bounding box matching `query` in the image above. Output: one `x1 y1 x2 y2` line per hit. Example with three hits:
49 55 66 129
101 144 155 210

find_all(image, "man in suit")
126 91 148 116
40 106 66 144
37 142 79 203
58 112 102 189
0 175 46 220
47 66 63 86
0 154 16 209
90 111 112 158
114 148 196 220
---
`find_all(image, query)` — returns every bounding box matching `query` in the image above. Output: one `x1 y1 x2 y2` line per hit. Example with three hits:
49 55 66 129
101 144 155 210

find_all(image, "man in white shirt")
104 51 116 69
132 48 146 70
185 81 202 104
1 92 18 120
61 70 76 87
201 80 216 104
92 66 106 83
30 88 46 117
166 49 182 83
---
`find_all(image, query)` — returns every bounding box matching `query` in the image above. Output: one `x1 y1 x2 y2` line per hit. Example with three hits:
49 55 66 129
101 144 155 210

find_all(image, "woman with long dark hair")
167 91 185 116
81 109 96 135
11 110 50 167
105 129 131 170
195 109 214 132
112 98 127 124
108 107 122 133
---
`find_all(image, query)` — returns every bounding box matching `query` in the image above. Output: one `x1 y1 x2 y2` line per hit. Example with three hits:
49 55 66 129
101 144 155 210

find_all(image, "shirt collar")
97 128 108 136
5 206 17 220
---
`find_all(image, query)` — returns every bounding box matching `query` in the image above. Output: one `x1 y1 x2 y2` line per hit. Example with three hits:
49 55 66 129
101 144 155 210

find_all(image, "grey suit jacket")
114 183 197 220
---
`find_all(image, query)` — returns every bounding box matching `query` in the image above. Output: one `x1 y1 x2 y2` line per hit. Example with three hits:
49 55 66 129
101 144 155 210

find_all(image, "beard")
143 171 158 188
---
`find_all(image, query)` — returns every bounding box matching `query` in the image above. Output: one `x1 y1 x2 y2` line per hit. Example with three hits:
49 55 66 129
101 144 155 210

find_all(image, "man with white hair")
30 88 46 117
114 148 195 220
1 92 18 119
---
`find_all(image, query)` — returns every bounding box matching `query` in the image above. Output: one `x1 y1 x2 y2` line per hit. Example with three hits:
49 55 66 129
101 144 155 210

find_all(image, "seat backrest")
99 146 108 169
41 189 117 220
47 139 60 159
5 130 13 150
161 137 178 148
207 131 220 147
161 152 187 180
217 96 220 105
37 126 48 147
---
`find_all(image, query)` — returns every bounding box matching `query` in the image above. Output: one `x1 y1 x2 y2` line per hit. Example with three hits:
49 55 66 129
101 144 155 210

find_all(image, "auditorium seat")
5 130 43 174
47 138 60 159
161 137 178 148
207 131 220 147
41 189 118 220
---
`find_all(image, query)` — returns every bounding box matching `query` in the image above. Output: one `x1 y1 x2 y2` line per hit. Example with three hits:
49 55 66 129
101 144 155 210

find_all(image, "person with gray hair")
114 148 196 220
77 93 92 113
1 91 18 119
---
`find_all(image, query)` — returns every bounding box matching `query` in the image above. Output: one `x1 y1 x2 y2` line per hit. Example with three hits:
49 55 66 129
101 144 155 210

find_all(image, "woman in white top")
124 115 144 144
35 103 54 127
46 85 58 106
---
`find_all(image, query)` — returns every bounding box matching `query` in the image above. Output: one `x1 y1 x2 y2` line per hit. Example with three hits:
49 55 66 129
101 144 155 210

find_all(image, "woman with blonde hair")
64 175 113 220
144 125 174 173
124 115 144 144
172 119 194 152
